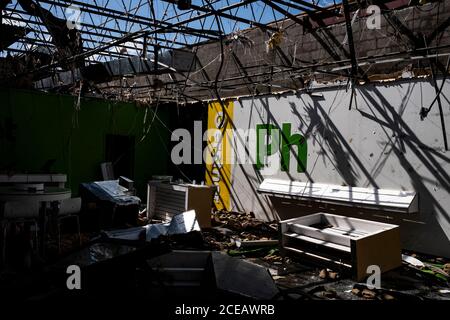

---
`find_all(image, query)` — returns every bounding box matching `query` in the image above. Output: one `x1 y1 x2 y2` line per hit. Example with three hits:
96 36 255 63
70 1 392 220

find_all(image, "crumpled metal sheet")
105 210 201 241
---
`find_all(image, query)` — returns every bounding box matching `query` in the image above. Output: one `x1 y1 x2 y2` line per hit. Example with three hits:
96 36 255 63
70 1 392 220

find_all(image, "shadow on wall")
290 100 359 187
272 84 450 256
213 80 450 255
360 86 450 220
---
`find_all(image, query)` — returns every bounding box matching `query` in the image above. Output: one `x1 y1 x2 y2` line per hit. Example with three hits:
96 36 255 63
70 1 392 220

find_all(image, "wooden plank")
186 186 215 228
352 227 402 281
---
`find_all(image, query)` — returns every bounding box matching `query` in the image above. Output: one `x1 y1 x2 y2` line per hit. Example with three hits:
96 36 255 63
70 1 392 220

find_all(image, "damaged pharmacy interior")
0 0 450 303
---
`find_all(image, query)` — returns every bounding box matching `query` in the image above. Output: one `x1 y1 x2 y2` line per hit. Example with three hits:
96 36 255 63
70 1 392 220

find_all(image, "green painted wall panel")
0 88 169 198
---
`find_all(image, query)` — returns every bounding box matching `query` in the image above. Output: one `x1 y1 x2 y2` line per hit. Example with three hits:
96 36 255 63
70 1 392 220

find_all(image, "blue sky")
2 0 341 60
37 0 341 34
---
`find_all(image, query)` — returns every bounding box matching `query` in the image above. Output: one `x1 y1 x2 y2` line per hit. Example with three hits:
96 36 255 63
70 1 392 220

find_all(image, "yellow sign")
205 100 233 211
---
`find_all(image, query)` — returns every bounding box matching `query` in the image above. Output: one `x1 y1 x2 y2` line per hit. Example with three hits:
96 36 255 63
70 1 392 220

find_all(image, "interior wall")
228 79 450 257
0 88 170 199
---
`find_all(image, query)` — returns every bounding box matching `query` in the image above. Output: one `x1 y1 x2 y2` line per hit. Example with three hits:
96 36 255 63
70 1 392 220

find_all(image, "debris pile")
319 269 340 281
402 252 450 285
202 210 279 253
351 284 422 301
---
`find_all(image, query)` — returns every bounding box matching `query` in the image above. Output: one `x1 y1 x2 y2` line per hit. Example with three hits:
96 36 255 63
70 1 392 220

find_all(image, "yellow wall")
205 100 233 211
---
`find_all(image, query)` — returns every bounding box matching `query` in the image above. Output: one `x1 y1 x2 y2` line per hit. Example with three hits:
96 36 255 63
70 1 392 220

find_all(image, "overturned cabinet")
258 178 416 280
147 181 216 228
280 213 402 281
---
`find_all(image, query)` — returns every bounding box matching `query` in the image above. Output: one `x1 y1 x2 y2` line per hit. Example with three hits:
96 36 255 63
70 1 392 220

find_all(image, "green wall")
0 88 170 198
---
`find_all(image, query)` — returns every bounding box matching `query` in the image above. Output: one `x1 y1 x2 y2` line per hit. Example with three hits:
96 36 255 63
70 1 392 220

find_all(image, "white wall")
228 79 450 257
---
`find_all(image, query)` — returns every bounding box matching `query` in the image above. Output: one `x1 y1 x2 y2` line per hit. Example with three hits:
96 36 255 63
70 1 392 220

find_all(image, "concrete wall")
0 88 170 198
227 78 450 257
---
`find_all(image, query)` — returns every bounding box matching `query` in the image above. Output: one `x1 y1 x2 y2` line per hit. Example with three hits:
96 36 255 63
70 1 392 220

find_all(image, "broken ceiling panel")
34 50 198 90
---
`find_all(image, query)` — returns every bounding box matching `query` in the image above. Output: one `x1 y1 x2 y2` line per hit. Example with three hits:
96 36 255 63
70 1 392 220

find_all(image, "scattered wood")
239 240 279 248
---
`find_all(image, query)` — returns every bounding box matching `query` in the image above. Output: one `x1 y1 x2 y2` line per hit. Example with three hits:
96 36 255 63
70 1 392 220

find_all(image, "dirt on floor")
198 210 450 301
1 210 449 301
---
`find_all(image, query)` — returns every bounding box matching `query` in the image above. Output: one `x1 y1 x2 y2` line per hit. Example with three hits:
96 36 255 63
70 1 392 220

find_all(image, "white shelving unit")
259 178 419 213
280 213 402 281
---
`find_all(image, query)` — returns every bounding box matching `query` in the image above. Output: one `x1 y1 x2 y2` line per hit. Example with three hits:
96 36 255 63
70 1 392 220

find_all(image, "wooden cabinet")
280 212 402 281
147 181 216 228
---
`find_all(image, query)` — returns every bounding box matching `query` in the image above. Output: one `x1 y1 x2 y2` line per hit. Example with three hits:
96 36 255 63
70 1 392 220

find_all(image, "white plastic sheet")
106 210 201 241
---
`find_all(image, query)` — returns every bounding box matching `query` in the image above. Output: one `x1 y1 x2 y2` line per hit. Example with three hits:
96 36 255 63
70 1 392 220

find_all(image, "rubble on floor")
201 211 448 301
1 209 449 302
203 210 278 251
152 210 450 301
248 256 450 301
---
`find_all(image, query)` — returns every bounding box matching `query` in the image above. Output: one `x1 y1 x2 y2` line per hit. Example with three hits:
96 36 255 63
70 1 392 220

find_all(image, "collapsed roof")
0 0 449 103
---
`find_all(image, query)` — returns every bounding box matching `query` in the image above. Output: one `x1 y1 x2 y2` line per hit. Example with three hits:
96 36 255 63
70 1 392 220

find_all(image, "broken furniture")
146 250 279 300
0 186 72 257
80 180 140 229
258 178 419 213
1 201 40 267
56 198 82 254
280 213 402 281
147 180 216 228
